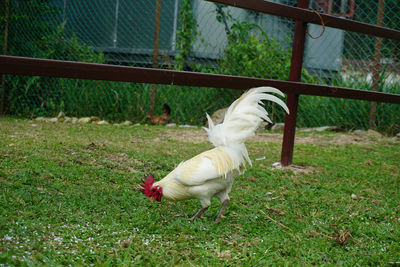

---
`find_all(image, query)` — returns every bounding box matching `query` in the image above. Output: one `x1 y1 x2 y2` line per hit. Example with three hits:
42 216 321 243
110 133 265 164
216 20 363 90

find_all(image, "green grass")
0 118 399 266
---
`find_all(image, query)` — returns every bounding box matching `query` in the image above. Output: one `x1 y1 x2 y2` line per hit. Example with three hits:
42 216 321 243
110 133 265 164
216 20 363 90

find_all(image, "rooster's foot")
214 199 229 223
188 206 209 222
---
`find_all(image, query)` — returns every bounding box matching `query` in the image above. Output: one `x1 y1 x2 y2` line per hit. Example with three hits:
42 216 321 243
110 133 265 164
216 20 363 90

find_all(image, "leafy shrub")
6 21 106 117
174 0 198 70
219 21 291 80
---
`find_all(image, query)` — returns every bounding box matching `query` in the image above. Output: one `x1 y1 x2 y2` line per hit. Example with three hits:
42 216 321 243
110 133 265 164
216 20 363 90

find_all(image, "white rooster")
142 87 289 223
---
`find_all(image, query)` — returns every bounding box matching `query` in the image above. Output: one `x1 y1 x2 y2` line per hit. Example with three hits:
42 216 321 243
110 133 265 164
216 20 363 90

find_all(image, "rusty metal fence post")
149 0 162 116
369 0 385 129
280 0 310 166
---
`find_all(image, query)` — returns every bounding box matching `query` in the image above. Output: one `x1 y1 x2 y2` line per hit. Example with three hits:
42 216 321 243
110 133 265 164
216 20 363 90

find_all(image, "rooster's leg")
214 199 229 223
188 206 209 221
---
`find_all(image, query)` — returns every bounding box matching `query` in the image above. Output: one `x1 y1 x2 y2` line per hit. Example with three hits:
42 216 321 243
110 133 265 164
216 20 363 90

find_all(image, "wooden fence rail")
1 56 399 104
209 0 400 40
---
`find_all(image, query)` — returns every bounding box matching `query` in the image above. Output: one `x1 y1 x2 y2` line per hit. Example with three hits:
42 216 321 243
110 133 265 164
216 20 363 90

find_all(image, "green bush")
219 21 291 80
6 22 106 118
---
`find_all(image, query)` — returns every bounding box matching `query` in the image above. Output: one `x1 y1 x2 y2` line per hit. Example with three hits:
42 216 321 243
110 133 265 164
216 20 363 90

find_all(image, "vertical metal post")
171 0 179 51
149 0 162 115
112 0 120 49
369 0 385 128
63 0 67 22
280 0 310 166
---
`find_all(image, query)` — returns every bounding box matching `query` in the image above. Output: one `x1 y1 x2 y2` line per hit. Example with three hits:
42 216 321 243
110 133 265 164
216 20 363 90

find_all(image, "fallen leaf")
247 176 257 183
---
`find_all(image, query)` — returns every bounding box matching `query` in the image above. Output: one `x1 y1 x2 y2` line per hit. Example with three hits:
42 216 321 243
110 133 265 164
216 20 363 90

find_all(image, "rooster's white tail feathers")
204 87 289 147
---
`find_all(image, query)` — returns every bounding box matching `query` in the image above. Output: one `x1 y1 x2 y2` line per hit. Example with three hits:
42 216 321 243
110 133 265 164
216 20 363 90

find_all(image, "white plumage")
143 86 289 222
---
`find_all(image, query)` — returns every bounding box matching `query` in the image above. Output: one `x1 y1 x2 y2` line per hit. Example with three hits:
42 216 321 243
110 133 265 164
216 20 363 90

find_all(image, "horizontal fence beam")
208 0 400 41
1 55 400 104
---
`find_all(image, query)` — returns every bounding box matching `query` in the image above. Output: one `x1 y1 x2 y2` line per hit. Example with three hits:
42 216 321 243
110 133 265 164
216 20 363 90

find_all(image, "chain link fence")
1 0 399 134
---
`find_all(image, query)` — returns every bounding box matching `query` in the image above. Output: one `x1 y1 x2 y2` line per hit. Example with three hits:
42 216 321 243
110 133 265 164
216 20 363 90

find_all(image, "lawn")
0 118 399 266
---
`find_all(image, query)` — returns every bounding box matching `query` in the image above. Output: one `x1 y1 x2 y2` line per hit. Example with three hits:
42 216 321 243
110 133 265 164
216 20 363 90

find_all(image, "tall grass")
298 95 399 134
6 75 399 135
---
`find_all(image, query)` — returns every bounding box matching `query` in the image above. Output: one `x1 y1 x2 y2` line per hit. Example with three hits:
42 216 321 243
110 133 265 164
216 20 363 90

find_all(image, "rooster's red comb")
142 174 155 197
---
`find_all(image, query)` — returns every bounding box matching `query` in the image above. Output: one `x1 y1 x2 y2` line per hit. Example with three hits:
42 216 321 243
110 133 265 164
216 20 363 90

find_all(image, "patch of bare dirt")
162 128 208 144
273 164 320 175
160 128 398 146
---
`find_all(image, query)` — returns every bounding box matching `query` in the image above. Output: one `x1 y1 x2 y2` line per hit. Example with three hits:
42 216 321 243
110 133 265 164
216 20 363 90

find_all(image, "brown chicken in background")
146 104 171 125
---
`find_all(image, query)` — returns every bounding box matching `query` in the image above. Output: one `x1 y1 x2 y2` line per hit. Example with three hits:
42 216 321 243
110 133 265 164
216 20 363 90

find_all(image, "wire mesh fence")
1 0 399 134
